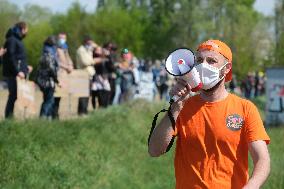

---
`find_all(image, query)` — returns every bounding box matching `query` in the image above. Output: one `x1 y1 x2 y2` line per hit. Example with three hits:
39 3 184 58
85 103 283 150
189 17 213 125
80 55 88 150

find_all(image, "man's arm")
76 48 95 67
243 140 270 189
66 51 74 70
57 49 71 71
148 78 190 157
6 38 20 74
148 103 181 157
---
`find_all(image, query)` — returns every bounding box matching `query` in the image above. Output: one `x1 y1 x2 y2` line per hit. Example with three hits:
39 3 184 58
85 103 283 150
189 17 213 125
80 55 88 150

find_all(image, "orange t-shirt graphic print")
174 94 270 189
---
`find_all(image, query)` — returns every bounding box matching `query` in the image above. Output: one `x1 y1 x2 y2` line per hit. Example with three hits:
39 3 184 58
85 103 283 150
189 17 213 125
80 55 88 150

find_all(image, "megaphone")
165 48 202 102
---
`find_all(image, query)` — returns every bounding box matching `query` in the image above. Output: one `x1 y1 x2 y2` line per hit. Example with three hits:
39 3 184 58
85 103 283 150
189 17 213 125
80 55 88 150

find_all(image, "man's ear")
225 62 232 74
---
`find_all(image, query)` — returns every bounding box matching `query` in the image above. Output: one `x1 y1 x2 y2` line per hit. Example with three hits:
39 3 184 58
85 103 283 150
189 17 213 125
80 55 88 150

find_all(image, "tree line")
0 0 283 80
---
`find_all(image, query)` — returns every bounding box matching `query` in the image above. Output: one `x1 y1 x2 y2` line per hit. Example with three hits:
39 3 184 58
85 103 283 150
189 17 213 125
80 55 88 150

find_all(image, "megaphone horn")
165 48 195 76
165 48 203 102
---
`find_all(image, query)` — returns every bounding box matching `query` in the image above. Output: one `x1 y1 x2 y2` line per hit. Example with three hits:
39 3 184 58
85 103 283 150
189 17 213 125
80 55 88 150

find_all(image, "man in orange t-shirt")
148 40 270 189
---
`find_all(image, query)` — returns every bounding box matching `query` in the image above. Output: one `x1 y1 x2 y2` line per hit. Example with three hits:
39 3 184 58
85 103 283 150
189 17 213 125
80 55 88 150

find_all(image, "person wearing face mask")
2 22 33 118
148 40 270 189
76 35 101 115
52 32 74 119
56 32 74 74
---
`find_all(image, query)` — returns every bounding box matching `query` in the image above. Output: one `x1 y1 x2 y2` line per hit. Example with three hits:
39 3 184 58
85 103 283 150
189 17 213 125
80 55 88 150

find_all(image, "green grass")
0 99 283 189
264 127 284 188
251 95 266 120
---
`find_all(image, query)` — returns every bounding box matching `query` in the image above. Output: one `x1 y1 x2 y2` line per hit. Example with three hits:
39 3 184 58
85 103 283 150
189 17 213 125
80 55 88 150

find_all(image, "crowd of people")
240 71 266 99
0 22 267 120
0 22 173 120
228 71 266 99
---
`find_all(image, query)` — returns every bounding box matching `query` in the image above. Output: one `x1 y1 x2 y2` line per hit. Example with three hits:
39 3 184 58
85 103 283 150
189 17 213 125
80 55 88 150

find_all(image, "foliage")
23 22 53 78
0 0 282 79
275 0 284 66
0 0 21 45
90 8 146 57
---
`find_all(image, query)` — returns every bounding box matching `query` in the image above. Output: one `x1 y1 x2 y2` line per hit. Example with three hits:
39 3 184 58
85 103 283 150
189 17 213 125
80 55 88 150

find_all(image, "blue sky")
8 0 275 16
254 0 275 15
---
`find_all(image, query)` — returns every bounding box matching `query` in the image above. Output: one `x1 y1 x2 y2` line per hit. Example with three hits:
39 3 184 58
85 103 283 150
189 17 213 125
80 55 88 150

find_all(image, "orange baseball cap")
197 40 233 82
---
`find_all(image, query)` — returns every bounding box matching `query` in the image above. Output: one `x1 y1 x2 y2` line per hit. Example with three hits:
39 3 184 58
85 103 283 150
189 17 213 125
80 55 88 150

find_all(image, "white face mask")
85 44 93 51
59 38 66 45
195 62 227 90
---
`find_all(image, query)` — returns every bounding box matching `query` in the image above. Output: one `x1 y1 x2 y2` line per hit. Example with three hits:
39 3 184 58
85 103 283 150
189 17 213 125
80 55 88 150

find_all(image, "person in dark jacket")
91 46 110 109
36 36 59 119
2 21 32 118
103 42 118 104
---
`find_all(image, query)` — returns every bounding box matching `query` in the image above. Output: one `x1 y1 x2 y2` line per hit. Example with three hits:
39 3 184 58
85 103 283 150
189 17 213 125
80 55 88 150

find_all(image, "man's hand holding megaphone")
169 78 192 115
165 48 202 114
148 48 202 154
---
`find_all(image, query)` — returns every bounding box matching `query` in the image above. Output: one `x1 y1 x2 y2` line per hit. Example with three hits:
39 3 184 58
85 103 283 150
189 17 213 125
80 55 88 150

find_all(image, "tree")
90 7 146 56
0 0 275 80
197 0 268 78
21 4 52 25
0 0 21 79
23 22 53 75
0 0 21 45
50 2 89 65
275 0 284 66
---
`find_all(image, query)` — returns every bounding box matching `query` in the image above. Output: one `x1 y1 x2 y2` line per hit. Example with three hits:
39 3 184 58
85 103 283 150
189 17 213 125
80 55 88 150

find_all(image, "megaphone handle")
170 95 180 103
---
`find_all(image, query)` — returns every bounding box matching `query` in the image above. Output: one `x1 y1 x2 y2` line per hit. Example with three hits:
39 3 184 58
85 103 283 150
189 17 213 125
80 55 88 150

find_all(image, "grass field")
0 99 283 188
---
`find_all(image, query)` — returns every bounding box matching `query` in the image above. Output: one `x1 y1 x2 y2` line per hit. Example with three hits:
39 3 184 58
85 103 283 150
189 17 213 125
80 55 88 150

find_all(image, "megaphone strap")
148 103 176 153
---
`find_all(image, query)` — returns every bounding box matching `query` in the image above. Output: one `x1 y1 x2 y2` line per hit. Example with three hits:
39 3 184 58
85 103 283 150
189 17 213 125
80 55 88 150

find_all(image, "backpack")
35 53 58 90
121 70 135 93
